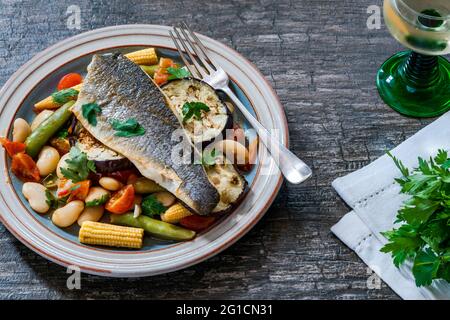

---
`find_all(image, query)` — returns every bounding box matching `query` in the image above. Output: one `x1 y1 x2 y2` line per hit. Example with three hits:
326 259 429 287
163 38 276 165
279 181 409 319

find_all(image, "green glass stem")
400 52 439 87
376 50 450 118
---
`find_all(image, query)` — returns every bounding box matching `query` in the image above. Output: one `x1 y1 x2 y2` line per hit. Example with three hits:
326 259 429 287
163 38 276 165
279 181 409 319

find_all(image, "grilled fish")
71 53 219 215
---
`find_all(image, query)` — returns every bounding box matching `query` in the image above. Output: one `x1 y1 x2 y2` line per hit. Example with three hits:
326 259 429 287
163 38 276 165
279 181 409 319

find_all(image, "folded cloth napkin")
331 112 450 300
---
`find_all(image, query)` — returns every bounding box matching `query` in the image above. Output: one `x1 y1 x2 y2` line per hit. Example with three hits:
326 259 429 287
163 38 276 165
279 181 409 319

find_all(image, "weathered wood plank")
0 0 427 299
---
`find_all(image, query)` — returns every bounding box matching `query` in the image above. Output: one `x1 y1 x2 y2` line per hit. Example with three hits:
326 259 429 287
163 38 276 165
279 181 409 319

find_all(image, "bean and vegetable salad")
0 48 254 249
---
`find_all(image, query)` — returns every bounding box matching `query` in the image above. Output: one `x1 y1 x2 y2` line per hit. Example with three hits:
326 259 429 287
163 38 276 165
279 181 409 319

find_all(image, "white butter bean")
154 191 176 207
22 182 50 213
12 118 31 143
31 110 54 131
99 177 122 191
77 205 104 226
37 146 60 177
56 153 71 179
52 200 84 228
85 186 110 204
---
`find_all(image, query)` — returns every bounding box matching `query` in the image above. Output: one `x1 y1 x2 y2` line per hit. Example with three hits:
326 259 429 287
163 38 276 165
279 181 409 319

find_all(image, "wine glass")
377 0 450 117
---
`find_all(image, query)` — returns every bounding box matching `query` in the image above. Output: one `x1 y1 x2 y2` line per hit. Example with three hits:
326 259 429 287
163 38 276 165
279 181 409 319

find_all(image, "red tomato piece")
11 153 40 182
179 215 216 232
159 57 176 69
0 137 26 157
57 73 83 91
105 184 135 214
154 71 169 86
70 180 91 201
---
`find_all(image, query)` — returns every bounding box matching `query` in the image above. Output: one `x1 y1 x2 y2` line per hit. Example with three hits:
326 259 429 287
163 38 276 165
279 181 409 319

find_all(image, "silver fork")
170 23 312 184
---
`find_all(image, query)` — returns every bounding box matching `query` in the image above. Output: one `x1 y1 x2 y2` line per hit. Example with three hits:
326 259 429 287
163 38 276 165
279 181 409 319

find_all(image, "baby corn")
34 83 83 111
125 48 158 66
79 221 144 249
161 203 193 224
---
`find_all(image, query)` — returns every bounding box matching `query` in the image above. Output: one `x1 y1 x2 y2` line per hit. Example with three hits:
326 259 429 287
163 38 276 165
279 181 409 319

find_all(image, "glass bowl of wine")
377 0 450 117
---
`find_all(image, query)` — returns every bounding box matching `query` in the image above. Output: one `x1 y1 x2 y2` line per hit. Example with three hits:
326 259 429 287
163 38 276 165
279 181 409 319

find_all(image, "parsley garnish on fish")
110 118 146 137
167 67 191 80
141 194 166 217
201 148 217 166
51 88 78 104
82 102 102 126
182 102 210 123
380 150 450 287
60 146 96 183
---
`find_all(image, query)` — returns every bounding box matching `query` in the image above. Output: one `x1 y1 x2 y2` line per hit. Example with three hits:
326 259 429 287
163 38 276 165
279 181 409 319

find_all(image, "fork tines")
169 23 217 79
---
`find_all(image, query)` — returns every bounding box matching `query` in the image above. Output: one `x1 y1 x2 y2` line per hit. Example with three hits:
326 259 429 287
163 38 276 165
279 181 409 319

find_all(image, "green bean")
25 101 74 158
110 213 196 241
140 64 159 77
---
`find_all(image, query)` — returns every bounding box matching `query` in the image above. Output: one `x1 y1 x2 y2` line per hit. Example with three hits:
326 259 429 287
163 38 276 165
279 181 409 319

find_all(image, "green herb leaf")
182 102 210 123
141 194 166 217
81 102 102 126
55 129 69 139
45 190 68 210
60 146 96 183
381 150 450 287
51 88 78 104
110 118 146 137
85 194 110 207
167 67 191 80
202 148 217 166
413 248 441 287
387 151 409 177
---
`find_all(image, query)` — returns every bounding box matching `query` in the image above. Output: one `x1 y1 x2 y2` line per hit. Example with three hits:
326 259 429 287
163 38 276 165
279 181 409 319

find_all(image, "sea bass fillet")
72 53 219 215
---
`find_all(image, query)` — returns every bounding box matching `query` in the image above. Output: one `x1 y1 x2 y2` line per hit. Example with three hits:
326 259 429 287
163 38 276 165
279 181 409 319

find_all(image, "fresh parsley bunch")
381 150 450 287
60 146 96 182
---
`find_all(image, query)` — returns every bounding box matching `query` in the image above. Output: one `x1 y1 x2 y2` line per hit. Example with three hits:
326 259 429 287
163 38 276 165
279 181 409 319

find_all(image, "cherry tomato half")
159 57 176 69
11 153 40 182
154 71 169 86
105 184 135 214
0 137 26 157
57 73 83 91
179 215 216 232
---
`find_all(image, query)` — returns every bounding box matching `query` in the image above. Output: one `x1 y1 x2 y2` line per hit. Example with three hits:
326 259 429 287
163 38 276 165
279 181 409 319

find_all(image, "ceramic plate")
0 25 287 277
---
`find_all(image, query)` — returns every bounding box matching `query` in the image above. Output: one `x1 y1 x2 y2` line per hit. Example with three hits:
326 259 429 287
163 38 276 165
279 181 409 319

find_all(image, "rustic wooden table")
0 0 435 299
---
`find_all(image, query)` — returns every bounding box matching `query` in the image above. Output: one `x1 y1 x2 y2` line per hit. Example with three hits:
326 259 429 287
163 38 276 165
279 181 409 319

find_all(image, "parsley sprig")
45 190 68 210
167 67 191 80
82 102 102 126
60 146 96 183
381 150 450 287
182 102 210 123
85 194 110 207
141 194 166 217
110 118 146 137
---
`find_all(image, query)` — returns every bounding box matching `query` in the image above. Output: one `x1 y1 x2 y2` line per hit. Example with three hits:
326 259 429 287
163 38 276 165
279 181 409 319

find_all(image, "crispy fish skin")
72 54 219 215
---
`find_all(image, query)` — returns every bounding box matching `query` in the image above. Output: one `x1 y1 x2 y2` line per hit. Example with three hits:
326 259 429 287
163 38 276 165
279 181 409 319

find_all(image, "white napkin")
331 112 450 300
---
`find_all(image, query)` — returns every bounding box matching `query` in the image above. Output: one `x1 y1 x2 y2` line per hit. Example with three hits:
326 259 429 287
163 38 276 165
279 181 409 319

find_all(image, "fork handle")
221 86 312 184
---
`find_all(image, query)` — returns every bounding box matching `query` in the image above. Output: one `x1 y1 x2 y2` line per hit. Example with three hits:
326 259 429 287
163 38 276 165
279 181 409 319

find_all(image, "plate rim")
0 24 287 277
